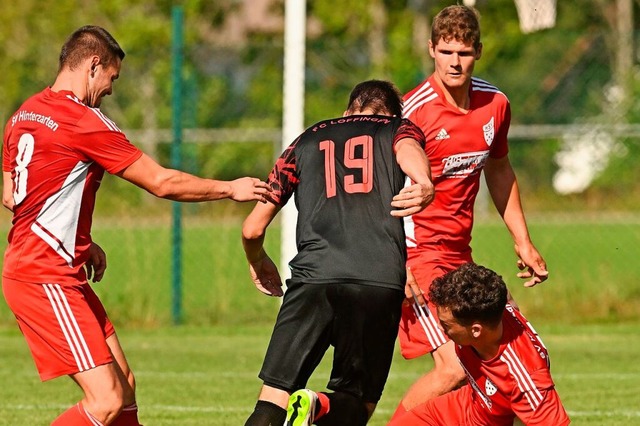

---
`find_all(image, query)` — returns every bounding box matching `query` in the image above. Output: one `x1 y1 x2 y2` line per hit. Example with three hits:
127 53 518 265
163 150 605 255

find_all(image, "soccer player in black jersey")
242 80 435 426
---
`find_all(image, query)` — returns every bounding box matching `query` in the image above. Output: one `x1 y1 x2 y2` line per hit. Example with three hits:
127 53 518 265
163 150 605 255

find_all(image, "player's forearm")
119 153 235 202
150 170 234 202
503 199 533 247
395 138 433 185
242 226 267 264
242 202 279 263
485 157 533 245
488 173 532 246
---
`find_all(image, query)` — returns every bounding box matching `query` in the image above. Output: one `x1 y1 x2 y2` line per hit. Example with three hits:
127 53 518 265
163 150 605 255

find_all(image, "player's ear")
89 56 100 76
471 323 482 339
475 43 483 60
428 39 435 58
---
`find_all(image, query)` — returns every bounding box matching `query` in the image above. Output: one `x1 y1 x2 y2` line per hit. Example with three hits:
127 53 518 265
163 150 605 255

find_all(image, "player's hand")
514 242 548 287
86 242 107 283
229 177 272 203
404 267 426 306
248 255 283 297
390 182 435 217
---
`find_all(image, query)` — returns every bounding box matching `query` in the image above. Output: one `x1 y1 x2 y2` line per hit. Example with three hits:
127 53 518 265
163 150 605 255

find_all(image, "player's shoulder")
402 78 439 119
47 90 123 134
471 77 510 105
79 106 122 133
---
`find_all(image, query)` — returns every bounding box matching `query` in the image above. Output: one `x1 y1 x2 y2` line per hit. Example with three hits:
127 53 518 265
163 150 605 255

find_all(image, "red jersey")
2 88 142 285
456 304 569 425
402 75 510 255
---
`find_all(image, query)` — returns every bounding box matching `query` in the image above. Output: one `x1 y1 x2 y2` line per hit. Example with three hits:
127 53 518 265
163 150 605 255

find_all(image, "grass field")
0 213 639 424
0 322 638 425
2 216 638 326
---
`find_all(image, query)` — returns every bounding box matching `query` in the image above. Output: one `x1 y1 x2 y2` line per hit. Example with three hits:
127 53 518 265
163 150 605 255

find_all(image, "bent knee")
84 393 126 422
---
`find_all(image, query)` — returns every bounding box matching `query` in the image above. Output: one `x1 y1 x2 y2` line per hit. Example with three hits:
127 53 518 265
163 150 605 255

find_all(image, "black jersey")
266 115 425 290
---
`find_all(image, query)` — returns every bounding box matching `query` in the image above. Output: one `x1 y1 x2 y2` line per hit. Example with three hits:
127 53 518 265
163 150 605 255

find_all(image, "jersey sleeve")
73 110 142 174
79 130 142 174
265 137 300 207
489 98 511 159
514 388 570 426
394 119 426 149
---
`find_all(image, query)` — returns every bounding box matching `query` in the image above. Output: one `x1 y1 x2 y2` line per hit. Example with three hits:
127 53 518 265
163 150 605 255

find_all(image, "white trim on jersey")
89 108 121 132
31 161 91 267
412 301 448 348
31 222 75 266
42 284 96 372
65 94 85 106
500 343 544 410
64 94 122 132
471 77 506 97
403 82 438 119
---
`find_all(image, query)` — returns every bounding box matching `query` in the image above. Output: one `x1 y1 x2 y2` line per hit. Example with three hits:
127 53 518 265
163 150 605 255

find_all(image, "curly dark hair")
428 263 507 327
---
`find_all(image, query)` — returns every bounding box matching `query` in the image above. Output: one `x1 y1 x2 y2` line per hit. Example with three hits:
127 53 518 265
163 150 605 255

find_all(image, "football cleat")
286 389 318 426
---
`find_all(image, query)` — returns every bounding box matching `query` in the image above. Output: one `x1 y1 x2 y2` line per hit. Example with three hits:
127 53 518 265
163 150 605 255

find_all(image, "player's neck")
51 71 88 104
432 75 471 112
471 321 503 360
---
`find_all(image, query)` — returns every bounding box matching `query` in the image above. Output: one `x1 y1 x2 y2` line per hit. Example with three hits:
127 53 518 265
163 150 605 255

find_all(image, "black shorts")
259 281 404 403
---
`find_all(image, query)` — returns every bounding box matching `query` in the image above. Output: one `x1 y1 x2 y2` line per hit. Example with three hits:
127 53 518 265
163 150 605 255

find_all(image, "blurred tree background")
1 0 639 326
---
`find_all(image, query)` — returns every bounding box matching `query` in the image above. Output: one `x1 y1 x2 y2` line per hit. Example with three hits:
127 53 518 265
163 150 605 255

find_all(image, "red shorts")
389 384 570 426
2 277 115 381
398 251 471 359
388 386 501 426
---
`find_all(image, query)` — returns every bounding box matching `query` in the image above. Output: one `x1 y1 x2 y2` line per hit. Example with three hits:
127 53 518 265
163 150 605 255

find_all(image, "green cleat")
286 389 318 426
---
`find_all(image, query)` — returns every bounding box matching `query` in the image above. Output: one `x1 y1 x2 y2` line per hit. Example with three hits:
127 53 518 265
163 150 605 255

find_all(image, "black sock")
316 392 368 426
244 400 287 426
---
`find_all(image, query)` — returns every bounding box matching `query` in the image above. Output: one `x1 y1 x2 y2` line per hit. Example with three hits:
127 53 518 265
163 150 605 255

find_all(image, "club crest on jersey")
483 117 495 146
485 378 498 396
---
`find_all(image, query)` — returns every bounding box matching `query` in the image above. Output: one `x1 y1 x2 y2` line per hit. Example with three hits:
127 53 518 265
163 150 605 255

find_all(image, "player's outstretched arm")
391 138 434 217
242 201 284 297
117 153 271 203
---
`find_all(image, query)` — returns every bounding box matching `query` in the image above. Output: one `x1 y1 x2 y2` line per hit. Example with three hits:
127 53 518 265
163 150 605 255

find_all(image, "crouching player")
389 263 570 426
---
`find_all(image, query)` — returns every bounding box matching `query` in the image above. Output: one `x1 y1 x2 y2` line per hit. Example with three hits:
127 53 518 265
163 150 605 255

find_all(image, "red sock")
389 401 407 423
315 392 330 420
51 402 104 426
111 403 142 426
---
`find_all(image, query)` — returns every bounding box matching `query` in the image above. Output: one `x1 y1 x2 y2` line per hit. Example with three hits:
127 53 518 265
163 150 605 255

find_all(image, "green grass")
1 216 638 326
0 213 638 424
0 323 638 425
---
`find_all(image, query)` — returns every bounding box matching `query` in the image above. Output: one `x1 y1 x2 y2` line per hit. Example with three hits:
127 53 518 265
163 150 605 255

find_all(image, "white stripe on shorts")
412 302 448 348
42 284 96 372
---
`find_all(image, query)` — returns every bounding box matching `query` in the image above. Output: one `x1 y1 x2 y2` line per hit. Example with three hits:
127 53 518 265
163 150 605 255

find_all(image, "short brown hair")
346 80 403 117
431 5 481 50
58 26 125 72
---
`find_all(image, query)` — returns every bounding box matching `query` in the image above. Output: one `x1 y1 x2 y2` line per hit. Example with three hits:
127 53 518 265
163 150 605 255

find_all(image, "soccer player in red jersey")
242 80 434 426
389 263 570 426
2 26 270 426
392 4 550 419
